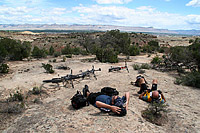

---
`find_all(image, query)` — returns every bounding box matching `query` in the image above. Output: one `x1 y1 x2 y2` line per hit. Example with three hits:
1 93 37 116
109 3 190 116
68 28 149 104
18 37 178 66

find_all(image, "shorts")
87 92 102 105
141 83 148 91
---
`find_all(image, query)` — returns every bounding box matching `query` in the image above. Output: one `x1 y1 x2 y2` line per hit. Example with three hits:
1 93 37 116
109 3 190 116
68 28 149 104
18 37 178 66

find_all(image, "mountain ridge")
0 24 200 35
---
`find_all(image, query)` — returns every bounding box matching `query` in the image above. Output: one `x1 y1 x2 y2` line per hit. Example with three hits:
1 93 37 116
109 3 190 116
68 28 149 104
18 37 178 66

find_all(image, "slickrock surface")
0 55 199 133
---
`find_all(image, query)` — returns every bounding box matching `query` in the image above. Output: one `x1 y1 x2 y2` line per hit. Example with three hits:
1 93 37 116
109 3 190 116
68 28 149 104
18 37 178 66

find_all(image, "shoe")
137 91 142 94
83 85 89 97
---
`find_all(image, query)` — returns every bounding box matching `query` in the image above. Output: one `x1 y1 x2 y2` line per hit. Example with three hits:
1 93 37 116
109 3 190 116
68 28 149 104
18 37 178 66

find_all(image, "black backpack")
101 87 119 96
71 91 88 109
135 75 148 87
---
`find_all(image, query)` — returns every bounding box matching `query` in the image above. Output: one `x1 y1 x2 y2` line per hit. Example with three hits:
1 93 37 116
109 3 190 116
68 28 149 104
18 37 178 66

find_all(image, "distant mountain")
173 30 200 36
0 24 200 35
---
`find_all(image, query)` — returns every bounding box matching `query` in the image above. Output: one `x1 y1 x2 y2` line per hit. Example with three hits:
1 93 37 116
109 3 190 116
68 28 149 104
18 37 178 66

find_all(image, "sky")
0 0 200 30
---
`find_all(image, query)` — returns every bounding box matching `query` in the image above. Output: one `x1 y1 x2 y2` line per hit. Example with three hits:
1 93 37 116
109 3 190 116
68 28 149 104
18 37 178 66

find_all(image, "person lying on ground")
83 85 130 116
138 78 166 103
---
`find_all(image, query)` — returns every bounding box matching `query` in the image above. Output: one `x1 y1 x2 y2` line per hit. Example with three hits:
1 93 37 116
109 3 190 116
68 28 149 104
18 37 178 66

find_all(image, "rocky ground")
0 54 199 133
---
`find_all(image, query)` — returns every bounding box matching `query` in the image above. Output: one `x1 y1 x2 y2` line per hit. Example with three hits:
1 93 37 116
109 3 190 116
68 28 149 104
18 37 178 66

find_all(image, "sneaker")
83 85 89 97
137 91 143 94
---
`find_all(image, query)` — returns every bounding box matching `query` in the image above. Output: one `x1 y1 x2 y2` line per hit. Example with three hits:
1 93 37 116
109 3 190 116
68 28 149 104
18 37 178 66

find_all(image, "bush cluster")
0 63 9 73
0 38 31 62
129 45 140 56
176 71 200 88
151 56 163 64
133 63 151 70
42 63 54 73
154 38 200 88
32 46 47 58
61 44 87 55
96 48 118 63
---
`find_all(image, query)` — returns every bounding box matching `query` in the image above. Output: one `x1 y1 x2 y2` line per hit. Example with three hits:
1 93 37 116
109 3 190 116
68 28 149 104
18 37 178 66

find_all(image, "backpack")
71 91 88 109
101 87 119 96
135 75 148 87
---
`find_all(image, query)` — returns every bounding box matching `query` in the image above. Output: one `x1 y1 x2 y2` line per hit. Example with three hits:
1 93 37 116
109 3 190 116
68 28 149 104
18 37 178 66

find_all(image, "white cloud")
72 5 192 29
51 8 67 15
3 0 45 5
136 6 155 12
0 2 200 30
94 0 132 4
0 6 32 15
186 0 200 7
186 14 200 24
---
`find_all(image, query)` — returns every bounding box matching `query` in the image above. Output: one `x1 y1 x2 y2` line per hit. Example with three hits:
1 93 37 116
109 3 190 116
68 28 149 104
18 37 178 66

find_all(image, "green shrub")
141 63 151 69
8 91 24 102
72 47 81 55
49 46 55 55
188 39 200 71
170 46 191 64
141 45 153 53
66 54 72 58
32 46 47 58
62 44 72 55
133 63 151 70
151 56 163 64
32 87 41 95
133 64 140 70
0 38 31 61
129 45 140 56
42 63 54 73
148 40 159 47
179 71 200 88
159 47 165 53
0 63 9 73
189 39 194 43
142 102 168 126
174 78 182 85
52 59 56 62
96 48 118 63
53 51 61 57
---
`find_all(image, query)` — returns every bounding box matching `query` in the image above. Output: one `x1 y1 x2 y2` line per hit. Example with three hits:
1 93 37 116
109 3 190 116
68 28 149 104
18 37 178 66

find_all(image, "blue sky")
0 0 200 30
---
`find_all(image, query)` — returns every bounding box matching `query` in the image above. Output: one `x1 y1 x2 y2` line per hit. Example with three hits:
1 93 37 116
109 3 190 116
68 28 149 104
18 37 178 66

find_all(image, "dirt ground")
0 54 200 133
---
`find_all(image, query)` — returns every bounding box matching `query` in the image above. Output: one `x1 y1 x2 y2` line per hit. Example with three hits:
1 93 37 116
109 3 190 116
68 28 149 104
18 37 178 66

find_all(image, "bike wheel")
43 80 53 83
43 78 62 83
52 78 62 83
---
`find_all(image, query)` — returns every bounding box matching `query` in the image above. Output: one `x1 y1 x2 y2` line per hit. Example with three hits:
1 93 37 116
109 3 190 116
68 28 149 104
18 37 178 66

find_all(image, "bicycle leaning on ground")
42 65 101 88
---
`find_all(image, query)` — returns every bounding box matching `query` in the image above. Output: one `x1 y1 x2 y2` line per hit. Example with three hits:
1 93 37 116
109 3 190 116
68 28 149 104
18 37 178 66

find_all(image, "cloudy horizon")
0 0 200 30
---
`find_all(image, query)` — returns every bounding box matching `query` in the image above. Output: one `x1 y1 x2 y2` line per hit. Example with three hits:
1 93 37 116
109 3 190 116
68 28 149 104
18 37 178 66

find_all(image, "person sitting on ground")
138 78 166 103
83 85 130 116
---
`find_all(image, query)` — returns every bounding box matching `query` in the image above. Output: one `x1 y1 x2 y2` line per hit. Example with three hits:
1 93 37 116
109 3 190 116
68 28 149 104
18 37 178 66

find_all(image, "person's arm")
139 91 146 99
96 101 121 114
161 93 166 102
124 92 130 110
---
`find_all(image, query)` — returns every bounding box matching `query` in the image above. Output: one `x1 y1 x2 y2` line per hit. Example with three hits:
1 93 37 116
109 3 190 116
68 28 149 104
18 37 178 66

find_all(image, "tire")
43 78 62 83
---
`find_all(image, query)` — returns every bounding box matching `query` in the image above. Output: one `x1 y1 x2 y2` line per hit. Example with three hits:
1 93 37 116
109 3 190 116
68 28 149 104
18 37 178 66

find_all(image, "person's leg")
83 85 90 97
138 78 148 94
151 79 157 91
139 78 145 87
86 91 90 97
